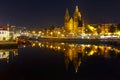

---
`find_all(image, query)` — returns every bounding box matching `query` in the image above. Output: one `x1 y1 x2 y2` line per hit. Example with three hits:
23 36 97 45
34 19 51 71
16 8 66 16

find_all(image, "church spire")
65 8 70 21
75 6 79 12
64 8 70 32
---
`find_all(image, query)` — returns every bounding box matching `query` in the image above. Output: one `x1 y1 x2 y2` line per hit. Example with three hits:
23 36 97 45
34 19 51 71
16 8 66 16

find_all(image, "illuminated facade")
64 6 84 34
0 25 9 41
88 24 117 35
9 26 26 40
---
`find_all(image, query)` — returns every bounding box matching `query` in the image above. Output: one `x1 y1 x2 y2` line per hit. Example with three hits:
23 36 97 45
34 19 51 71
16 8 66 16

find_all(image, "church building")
64 6 84 34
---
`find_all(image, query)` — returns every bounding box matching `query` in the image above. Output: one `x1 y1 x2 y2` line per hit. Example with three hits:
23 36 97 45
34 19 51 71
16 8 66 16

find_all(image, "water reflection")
0 48 18 62
31 42 120 73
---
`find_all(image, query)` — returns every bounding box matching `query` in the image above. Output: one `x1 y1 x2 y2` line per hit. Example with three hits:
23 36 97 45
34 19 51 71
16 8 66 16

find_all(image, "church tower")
68 17 74 33
73 6 82 33
64 8 70 32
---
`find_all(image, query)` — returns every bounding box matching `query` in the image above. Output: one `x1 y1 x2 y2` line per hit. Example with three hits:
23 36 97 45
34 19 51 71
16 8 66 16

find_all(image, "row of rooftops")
0 25 9 30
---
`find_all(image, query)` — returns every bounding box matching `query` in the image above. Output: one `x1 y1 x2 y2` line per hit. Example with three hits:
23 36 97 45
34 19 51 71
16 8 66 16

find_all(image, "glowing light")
88 50 94 56
32 43 36 47
38 31 42 34
50 45 53 49
58 31 61 35
57 46 61 50
38 43 41 47
32 31 35 34
50 32 53 35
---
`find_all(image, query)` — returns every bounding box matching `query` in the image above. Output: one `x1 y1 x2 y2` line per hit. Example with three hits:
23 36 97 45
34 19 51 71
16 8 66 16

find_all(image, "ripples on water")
0 42 120 80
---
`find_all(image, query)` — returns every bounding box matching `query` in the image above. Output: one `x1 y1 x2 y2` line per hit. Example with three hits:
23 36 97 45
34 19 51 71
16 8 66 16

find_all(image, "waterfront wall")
37 38 119 45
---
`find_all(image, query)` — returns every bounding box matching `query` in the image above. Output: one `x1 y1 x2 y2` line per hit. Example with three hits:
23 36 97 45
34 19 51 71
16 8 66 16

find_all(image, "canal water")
0 42 120 80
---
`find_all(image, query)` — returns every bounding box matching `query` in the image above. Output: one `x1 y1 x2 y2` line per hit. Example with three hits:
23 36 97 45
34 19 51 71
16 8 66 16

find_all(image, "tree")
109 25 116 33
117 24 120 31
85 25 93 34
48 25 55 31
97 26 101 35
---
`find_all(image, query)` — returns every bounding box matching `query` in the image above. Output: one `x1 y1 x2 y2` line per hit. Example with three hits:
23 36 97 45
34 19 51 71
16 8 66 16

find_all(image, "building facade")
0 25 9 41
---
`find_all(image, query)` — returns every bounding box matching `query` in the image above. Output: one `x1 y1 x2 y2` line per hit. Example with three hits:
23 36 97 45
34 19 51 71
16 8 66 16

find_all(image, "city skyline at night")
0 0 120 27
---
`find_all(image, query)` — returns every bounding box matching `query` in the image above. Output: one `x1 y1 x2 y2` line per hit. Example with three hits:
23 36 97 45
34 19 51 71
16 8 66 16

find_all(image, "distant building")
9 26 27 40
9 26 26 36
64 6 84 34
0 25 9 41
89 24 117 35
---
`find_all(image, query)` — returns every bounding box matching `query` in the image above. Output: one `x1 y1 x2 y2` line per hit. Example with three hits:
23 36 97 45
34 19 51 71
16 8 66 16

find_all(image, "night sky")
0 0 120 28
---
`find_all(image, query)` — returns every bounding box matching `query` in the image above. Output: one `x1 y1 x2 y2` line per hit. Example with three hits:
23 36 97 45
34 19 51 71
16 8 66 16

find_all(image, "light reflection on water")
30 42 120 73
0 42 120 80
0 48 18 62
